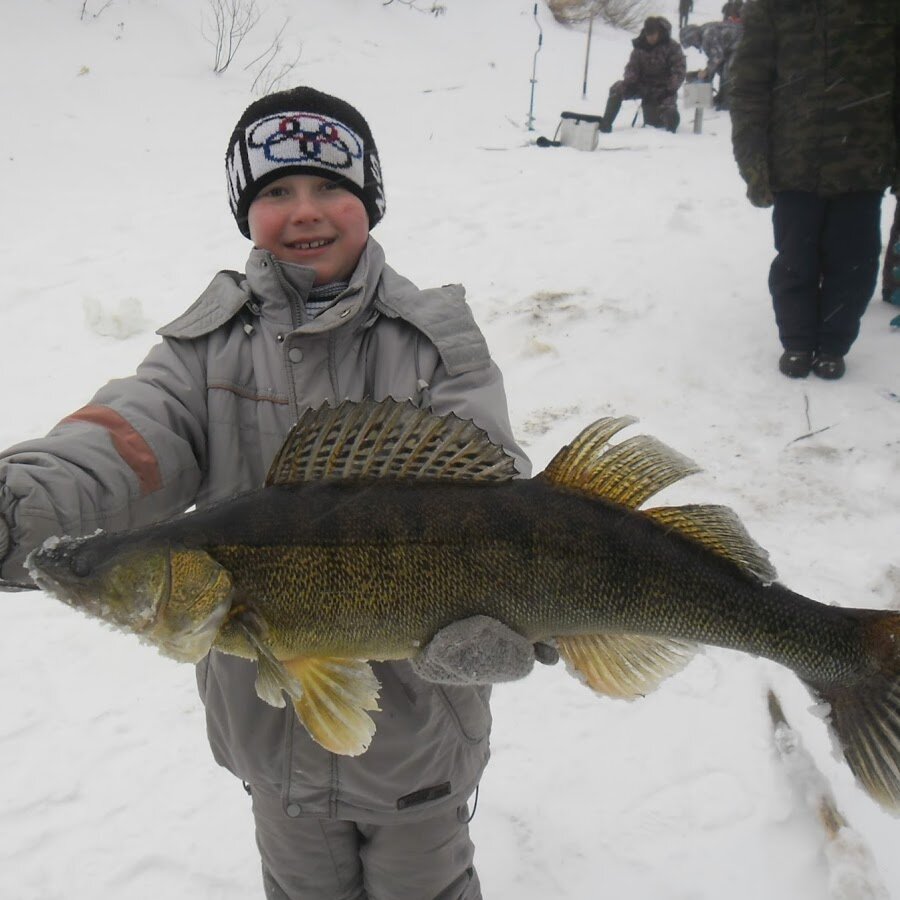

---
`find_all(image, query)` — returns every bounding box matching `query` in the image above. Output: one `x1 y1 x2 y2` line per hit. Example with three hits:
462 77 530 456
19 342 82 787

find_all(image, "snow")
1 0 898 897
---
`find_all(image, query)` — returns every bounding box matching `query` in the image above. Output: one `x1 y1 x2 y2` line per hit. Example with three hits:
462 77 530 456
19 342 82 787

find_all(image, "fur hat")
225 87 386 238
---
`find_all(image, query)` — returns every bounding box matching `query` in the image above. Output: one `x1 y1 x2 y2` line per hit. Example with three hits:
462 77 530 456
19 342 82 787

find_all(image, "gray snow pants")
251 785 482 900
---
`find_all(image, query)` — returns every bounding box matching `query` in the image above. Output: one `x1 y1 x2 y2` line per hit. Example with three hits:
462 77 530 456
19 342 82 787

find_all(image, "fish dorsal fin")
556 633 697 699
539 416 701 509
283 657 382 757
643 504 778 583
266 398 518 486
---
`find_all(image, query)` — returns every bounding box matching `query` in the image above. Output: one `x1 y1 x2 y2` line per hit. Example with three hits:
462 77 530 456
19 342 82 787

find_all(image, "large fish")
27 399 900 812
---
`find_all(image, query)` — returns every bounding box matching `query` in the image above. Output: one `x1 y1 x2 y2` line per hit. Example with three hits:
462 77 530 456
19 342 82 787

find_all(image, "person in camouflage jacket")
729 0 899 379
599 17 687 134
679 20 743 110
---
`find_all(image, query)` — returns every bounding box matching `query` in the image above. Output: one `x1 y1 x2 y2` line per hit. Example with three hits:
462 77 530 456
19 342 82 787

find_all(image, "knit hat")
225 87 386 238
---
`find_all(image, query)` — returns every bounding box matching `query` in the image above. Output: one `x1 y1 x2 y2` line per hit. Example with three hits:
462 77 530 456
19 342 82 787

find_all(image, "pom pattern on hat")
226 87 386 237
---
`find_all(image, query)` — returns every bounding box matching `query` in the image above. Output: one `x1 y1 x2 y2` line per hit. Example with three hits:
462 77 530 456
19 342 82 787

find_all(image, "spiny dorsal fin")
556 633 697 699
283 656 382 757
266 398 518 486
539 416 701 509
644 504 778 584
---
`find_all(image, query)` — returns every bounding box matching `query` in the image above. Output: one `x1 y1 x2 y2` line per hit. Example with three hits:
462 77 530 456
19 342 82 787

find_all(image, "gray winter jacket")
0 236 530 823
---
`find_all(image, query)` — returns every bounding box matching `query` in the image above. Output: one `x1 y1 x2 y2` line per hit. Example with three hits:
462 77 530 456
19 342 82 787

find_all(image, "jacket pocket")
435 684 492 743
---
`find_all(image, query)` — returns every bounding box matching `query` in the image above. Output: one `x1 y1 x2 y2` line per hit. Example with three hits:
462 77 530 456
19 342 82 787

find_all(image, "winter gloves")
741 157 774 208
410 615 559 685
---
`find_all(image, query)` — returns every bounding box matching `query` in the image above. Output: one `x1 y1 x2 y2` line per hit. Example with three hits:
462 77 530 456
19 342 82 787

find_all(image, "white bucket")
682 81 714 109
559 112 601 151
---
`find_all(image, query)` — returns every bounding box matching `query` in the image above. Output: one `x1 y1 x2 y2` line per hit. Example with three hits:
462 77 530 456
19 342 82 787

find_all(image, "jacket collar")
157 237 388 341
246 238 387 333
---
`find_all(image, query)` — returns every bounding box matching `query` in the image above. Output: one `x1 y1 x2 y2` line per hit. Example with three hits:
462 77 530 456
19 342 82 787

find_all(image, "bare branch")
203 0 261 74
80 0 115 21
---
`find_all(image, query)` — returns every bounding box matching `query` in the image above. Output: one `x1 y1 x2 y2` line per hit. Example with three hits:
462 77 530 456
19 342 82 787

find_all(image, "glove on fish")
742 157 774 208
410 615 558 685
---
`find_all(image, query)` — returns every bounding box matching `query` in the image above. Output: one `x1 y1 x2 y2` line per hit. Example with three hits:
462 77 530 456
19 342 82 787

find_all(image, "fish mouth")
26 535 166 632
27 535 101 599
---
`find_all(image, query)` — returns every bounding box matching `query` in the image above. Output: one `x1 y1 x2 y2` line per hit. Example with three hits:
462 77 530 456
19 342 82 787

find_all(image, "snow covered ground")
1 1 898 897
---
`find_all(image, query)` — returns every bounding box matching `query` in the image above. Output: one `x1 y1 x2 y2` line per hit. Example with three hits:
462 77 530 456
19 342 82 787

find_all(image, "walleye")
27 399 900 812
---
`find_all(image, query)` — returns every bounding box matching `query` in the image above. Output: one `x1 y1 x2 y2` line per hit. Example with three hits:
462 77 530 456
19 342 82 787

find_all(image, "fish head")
27 534 234 663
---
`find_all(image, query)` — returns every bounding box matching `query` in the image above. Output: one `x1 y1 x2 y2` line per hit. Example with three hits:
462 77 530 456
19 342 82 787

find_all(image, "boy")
0 87 542 899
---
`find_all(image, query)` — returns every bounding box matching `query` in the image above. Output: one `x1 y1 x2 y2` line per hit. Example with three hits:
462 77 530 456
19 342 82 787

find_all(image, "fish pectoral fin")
643 504 778 583
283 657 382 757
255 647 303 708
230 613 303 708
556 633 697 699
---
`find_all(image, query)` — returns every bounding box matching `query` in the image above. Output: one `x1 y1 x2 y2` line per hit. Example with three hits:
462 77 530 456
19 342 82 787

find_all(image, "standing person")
599 16 687 134
679 20 743 111
679 0 694 30
722 1 743 22
729 1 899 380
0 86 546 900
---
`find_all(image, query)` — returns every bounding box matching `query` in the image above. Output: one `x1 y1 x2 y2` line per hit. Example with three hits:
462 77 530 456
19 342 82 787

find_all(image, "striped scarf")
305 282 349 318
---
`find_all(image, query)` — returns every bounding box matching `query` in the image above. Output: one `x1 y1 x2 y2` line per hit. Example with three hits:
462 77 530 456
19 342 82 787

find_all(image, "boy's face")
248 173 369 285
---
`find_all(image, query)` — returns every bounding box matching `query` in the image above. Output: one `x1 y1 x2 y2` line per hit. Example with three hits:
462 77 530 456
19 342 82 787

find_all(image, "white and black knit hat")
226 87 386 238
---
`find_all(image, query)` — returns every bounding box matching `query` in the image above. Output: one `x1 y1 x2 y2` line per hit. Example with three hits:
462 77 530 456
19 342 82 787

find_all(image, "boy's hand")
410 615 558 685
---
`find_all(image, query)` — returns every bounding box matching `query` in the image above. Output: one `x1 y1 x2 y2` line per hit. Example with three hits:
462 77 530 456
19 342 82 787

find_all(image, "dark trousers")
603 82 679 133
769 190 883 356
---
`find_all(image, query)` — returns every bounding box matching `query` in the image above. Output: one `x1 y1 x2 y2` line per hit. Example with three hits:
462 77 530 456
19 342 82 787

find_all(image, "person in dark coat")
679 0 693 30
599 17 687 134
729 0 899 380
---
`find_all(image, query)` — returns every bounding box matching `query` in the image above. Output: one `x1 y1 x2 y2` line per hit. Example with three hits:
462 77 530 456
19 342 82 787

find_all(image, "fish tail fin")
810 610 900 813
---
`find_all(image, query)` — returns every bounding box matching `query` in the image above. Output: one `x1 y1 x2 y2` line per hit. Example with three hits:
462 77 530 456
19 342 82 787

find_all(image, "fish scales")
135 477 868 686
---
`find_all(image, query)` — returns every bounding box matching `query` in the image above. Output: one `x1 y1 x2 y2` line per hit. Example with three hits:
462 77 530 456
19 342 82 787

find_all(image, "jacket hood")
679 23 702 48
634 15 673 49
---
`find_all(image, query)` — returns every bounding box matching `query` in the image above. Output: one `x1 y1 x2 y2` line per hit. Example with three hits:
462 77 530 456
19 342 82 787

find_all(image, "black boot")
812 352 846 380
778 350 814 378
599 93 622 133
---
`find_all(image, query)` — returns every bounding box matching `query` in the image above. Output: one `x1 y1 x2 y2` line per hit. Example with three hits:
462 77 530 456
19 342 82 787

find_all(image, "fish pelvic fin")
538 417 701 509
643 504 777 583
811 611 900 814
265 398 518 486
556 633 697 699
283 657 382 757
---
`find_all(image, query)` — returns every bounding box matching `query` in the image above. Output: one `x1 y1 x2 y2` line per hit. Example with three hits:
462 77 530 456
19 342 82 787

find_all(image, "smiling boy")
0 86 539 899
248 173 370 284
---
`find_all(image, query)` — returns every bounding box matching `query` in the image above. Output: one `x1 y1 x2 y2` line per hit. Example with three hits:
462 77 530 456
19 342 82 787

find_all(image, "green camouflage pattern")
730 0 899 196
